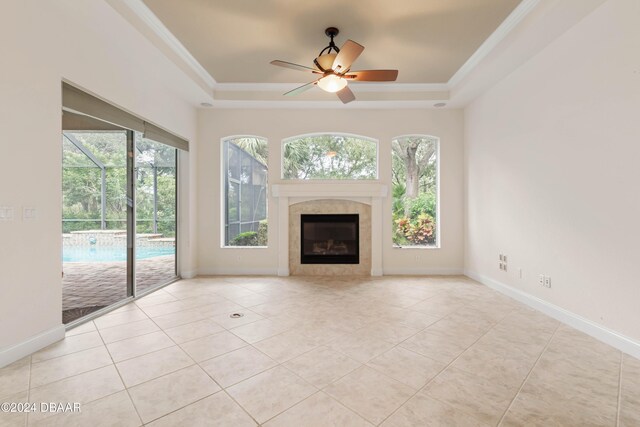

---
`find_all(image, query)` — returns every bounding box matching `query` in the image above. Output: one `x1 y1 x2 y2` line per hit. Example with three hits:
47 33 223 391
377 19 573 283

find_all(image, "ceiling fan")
270 27 399 104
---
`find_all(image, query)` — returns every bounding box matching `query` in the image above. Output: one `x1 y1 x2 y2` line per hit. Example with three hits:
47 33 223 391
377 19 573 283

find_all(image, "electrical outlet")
503 263 507 272
544 276 551 288
0 207 14 221
503 255 508 263
23 207 37 221
499 262 503 270
538 274 545 286
499 254 503 261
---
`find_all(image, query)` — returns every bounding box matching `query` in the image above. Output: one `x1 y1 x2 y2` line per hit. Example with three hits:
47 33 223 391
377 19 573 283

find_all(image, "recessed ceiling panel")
143 0 521 83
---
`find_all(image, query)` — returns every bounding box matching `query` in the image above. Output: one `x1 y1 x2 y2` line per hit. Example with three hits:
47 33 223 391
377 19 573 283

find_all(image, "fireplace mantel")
272 182 388 199
271 182 388 276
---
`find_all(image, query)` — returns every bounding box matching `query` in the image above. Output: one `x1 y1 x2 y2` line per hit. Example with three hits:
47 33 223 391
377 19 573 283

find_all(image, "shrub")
230 220 268 246
394 213 436 245
256 220 268 246
231 231 258 246
406 192 436 219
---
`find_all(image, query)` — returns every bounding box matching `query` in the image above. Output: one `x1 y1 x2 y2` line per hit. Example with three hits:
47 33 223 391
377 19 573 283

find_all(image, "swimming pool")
63 246 175 262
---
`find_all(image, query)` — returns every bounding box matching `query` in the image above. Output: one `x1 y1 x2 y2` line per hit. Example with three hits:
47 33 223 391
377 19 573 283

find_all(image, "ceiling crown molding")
447 0 540 88
113 0 217 88
207 100 450 110
214 82 450 93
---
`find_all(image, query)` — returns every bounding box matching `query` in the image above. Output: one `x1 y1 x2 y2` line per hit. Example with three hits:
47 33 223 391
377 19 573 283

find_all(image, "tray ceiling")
142 0 521 84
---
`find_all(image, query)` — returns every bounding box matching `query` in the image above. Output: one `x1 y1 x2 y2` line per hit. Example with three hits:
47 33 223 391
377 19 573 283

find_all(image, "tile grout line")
25 355 32 427
616 352 623 427
29 338 105 365
97 297 265 364
133 295 259 425
241 363 322 426
380 297 517 424
95 317 145 426
496 323 561 426
376 305 520 427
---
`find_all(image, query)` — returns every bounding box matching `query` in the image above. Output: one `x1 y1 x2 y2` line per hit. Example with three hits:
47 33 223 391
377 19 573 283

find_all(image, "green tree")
283 134 377 179
234 137 268 166
62 132 177 236
391 136 437 201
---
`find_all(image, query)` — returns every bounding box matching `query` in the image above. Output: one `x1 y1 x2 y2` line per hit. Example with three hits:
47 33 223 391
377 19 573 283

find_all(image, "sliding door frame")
127 130 136 298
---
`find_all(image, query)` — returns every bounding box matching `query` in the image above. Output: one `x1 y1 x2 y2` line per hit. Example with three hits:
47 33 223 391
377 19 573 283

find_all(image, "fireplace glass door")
300 214 359 264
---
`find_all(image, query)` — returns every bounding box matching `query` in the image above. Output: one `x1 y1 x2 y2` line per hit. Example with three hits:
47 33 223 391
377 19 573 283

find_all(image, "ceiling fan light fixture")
317 75 347 93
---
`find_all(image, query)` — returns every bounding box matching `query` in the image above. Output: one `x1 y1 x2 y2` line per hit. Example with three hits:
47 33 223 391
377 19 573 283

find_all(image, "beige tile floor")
1 275 639 426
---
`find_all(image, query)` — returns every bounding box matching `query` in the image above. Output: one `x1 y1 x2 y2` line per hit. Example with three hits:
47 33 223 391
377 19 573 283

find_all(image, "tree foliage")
283 134 377 179
233 137 268 166
62 132 177 237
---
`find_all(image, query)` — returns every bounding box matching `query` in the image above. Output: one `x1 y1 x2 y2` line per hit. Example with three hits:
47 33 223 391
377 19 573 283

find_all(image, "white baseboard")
0 325 65 368
180 269 197 279
198 267 279 276
383 268 464 276
277 267 290 277
198 267 463 277
465 270 640 359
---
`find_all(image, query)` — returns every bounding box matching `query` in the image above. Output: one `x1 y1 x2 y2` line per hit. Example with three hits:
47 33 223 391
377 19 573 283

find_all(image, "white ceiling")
142 0 521 84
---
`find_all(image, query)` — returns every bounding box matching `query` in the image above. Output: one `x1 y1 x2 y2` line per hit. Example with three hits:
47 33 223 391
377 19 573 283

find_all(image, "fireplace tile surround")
272 183 387 276
290 201 370 275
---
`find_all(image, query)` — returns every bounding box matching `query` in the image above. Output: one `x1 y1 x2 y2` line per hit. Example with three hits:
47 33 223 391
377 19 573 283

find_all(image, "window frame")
281 132 380 181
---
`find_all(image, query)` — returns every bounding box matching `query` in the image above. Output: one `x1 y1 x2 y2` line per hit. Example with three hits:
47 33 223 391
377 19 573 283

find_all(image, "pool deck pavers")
62 255 176 314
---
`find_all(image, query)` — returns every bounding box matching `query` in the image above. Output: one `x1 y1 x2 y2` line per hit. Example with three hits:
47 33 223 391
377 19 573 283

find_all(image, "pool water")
63 246 175 262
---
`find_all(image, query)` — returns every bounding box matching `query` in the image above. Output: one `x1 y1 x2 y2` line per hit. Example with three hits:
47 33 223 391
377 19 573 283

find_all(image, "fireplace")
300 214 359 264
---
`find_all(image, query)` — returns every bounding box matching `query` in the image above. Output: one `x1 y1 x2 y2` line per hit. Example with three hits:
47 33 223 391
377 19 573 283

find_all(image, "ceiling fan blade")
284 80 318 96
271 60 321 74
332 40 364 73
344 69 399 82
336 86 356 104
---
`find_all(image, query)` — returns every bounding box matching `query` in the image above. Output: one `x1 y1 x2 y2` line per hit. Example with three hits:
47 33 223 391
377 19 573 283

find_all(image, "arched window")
222 136 268 247
282 133 378 180
391 135 440 248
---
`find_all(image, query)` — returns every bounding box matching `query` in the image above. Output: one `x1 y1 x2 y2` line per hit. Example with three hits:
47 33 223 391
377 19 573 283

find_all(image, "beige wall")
0 0 204 363
197 108 465 275
464 0 640 341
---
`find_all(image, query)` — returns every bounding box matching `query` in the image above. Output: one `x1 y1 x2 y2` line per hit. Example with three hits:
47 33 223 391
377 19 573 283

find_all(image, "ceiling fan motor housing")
315 27 342 72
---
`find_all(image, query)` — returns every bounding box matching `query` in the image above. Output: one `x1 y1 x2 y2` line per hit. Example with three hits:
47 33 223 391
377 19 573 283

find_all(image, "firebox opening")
300 214 359 264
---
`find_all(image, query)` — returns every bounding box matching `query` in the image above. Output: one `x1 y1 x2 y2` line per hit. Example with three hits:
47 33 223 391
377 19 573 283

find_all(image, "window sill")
393 245 440 250
221 245 268 249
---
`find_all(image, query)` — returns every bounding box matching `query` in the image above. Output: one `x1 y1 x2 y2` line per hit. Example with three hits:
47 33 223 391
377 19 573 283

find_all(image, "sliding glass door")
62 130 131 323
135 135 177 293
62 129 179 324
61 83 185 325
